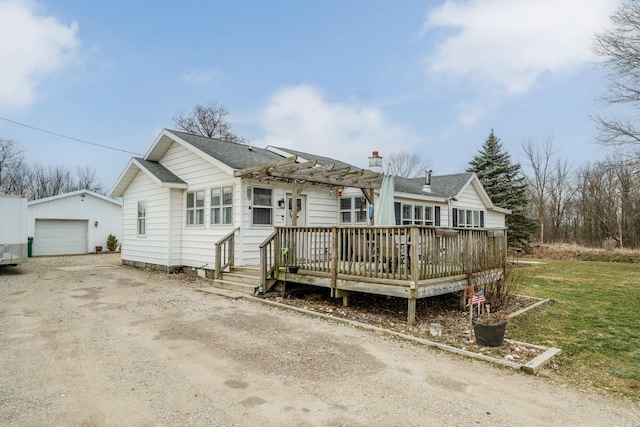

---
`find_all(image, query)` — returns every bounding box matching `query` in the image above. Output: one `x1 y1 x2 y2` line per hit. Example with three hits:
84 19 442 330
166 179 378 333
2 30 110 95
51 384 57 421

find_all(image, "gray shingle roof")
168 131 473 197
169 130 284 169
431 173 474 198
135 157 186 184
394 173 472 198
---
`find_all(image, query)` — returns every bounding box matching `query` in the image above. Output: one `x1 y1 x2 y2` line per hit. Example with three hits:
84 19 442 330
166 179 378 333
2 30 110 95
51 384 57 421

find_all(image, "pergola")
234 156 382 226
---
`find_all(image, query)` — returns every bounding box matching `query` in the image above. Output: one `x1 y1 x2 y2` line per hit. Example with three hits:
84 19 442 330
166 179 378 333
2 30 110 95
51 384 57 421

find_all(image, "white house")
28 190 122 256
110 129 508 273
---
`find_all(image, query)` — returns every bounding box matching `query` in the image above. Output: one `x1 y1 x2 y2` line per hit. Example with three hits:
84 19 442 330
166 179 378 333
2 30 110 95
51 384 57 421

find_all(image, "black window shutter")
434 206 440 226
480 211 485 228
394 202 401 225
452 208 458 227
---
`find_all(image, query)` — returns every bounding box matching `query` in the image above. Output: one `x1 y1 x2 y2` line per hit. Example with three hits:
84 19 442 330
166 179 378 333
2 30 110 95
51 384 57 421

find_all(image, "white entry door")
285 194 307 226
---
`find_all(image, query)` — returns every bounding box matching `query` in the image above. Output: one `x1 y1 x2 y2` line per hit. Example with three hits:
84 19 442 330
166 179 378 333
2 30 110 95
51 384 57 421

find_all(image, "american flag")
467 289 486 307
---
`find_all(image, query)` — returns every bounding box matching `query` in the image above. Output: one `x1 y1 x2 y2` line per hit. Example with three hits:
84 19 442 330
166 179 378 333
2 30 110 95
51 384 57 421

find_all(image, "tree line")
0 139 102 200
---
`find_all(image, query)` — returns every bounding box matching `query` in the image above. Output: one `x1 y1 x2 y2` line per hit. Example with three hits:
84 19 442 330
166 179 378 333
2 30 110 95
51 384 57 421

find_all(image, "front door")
285 194 307 226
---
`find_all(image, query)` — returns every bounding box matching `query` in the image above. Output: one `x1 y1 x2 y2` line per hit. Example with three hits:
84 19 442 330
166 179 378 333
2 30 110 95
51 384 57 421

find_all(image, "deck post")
330 227 338 298
406 227 420 326
408 297 416 326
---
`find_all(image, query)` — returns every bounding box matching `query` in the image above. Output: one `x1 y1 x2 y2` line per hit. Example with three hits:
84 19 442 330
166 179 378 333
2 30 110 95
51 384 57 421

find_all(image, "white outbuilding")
28 190 122 256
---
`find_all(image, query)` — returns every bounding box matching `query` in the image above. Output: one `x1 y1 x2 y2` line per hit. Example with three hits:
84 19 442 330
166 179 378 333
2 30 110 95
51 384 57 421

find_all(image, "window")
414 206 423 225
402 204 412 225
339 196 368 224
354 197 367 223
211 186 233 225
251 187 273 225
425 206 434 225
186 190 205 226
137 201 146 236
400 204 435 225
455 208 484 228
340 198 351 223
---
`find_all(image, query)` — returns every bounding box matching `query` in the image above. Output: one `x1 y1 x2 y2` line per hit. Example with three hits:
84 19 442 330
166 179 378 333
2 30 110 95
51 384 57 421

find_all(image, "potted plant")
95 245 103 253
471 304 508 347
282 247 299 273
462 237 517 347
106 234 119 252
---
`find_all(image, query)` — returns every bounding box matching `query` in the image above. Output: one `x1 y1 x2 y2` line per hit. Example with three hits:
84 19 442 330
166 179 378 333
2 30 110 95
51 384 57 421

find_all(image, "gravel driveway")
1 254 638 426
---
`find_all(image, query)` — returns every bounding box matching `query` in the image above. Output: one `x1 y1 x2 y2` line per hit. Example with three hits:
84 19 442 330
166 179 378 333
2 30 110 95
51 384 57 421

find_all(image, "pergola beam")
234 156 297 177
234 157 382 191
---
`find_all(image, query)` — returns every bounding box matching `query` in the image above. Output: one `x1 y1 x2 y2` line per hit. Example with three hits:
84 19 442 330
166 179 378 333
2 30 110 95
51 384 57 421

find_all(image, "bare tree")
75 166 103 193
172 102 247 143
0 139 27 194
547 159 576 243
593 1 640 149
522 137 555 244
385 152 432 178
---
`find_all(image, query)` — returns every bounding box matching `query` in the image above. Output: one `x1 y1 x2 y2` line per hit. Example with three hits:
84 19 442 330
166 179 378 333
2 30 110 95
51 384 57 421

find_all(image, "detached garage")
28 190 122 256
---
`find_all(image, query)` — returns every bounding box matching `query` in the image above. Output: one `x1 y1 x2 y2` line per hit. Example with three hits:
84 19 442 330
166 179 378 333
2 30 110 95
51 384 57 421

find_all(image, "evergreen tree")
467 129 535 250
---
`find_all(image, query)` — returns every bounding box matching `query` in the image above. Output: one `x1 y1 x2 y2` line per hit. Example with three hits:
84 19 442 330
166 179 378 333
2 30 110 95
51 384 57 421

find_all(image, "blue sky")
0 0 624 191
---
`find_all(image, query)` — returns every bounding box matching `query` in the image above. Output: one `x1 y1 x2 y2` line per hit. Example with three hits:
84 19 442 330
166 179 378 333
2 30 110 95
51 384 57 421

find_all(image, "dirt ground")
1 254 639 427
265 286 542 364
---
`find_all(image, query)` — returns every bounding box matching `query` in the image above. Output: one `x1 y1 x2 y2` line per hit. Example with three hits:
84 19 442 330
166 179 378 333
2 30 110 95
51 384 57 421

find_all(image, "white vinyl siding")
27 191 122 255
485 210 506 228
161 142 238 267
121 170 171 266
239 181 339 265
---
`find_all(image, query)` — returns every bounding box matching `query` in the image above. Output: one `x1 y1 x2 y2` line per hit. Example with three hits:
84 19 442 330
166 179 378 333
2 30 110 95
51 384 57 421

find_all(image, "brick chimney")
422 169 432 193
368 151 383 173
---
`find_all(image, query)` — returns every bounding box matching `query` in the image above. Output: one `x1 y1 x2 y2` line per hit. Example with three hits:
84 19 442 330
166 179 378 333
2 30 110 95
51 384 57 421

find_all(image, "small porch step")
220 272 261 285
211 278 259 295
228 265 260 276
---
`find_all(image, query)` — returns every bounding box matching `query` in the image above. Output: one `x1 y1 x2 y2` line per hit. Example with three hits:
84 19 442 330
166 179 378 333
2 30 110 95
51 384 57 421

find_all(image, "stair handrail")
259 230 279 293
215 227 240 279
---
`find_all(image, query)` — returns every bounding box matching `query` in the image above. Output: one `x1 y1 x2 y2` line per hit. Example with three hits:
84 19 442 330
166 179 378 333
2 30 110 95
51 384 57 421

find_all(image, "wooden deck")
257 225 508 325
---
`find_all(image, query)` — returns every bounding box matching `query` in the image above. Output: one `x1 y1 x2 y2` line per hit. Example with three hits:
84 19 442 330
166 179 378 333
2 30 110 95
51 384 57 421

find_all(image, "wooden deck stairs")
211 265 262 295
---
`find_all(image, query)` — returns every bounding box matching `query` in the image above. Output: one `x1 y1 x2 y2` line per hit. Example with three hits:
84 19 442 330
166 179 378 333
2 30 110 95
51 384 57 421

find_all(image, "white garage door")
34 219 88 256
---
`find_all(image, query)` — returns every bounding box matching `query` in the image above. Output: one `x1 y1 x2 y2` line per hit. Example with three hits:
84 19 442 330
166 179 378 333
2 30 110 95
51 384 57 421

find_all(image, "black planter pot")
288 266 300 274
472 318 507 347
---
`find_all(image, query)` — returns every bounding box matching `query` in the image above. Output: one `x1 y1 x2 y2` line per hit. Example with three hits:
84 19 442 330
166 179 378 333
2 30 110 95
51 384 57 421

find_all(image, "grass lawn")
509 260 640 400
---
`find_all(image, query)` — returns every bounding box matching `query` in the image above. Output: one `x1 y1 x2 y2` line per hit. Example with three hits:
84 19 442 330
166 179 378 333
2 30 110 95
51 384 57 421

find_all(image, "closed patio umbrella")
374 174 395 226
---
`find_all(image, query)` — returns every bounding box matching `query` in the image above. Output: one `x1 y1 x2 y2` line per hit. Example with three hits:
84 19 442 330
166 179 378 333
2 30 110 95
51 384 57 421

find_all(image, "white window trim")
211 185 233 226
457 208 482 228
250 186 274 226
401 203 435 226
137 200 147 237
339 196 368 224
186 189 206 227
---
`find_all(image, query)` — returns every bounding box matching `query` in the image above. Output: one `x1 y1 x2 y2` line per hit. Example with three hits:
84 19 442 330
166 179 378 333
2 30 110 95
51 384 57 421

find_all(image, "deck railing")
273 225 507 282
214 227 240 279
259 230 279 292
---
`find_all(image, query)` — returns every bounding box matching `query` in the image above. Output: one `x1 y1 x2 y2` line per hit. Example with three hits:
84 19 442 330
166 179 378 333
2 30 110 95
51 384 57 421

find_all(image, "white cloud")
424 0 622 96
456 101 486 126
180 68 224 86
255 85 419 169
0 0 79 112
